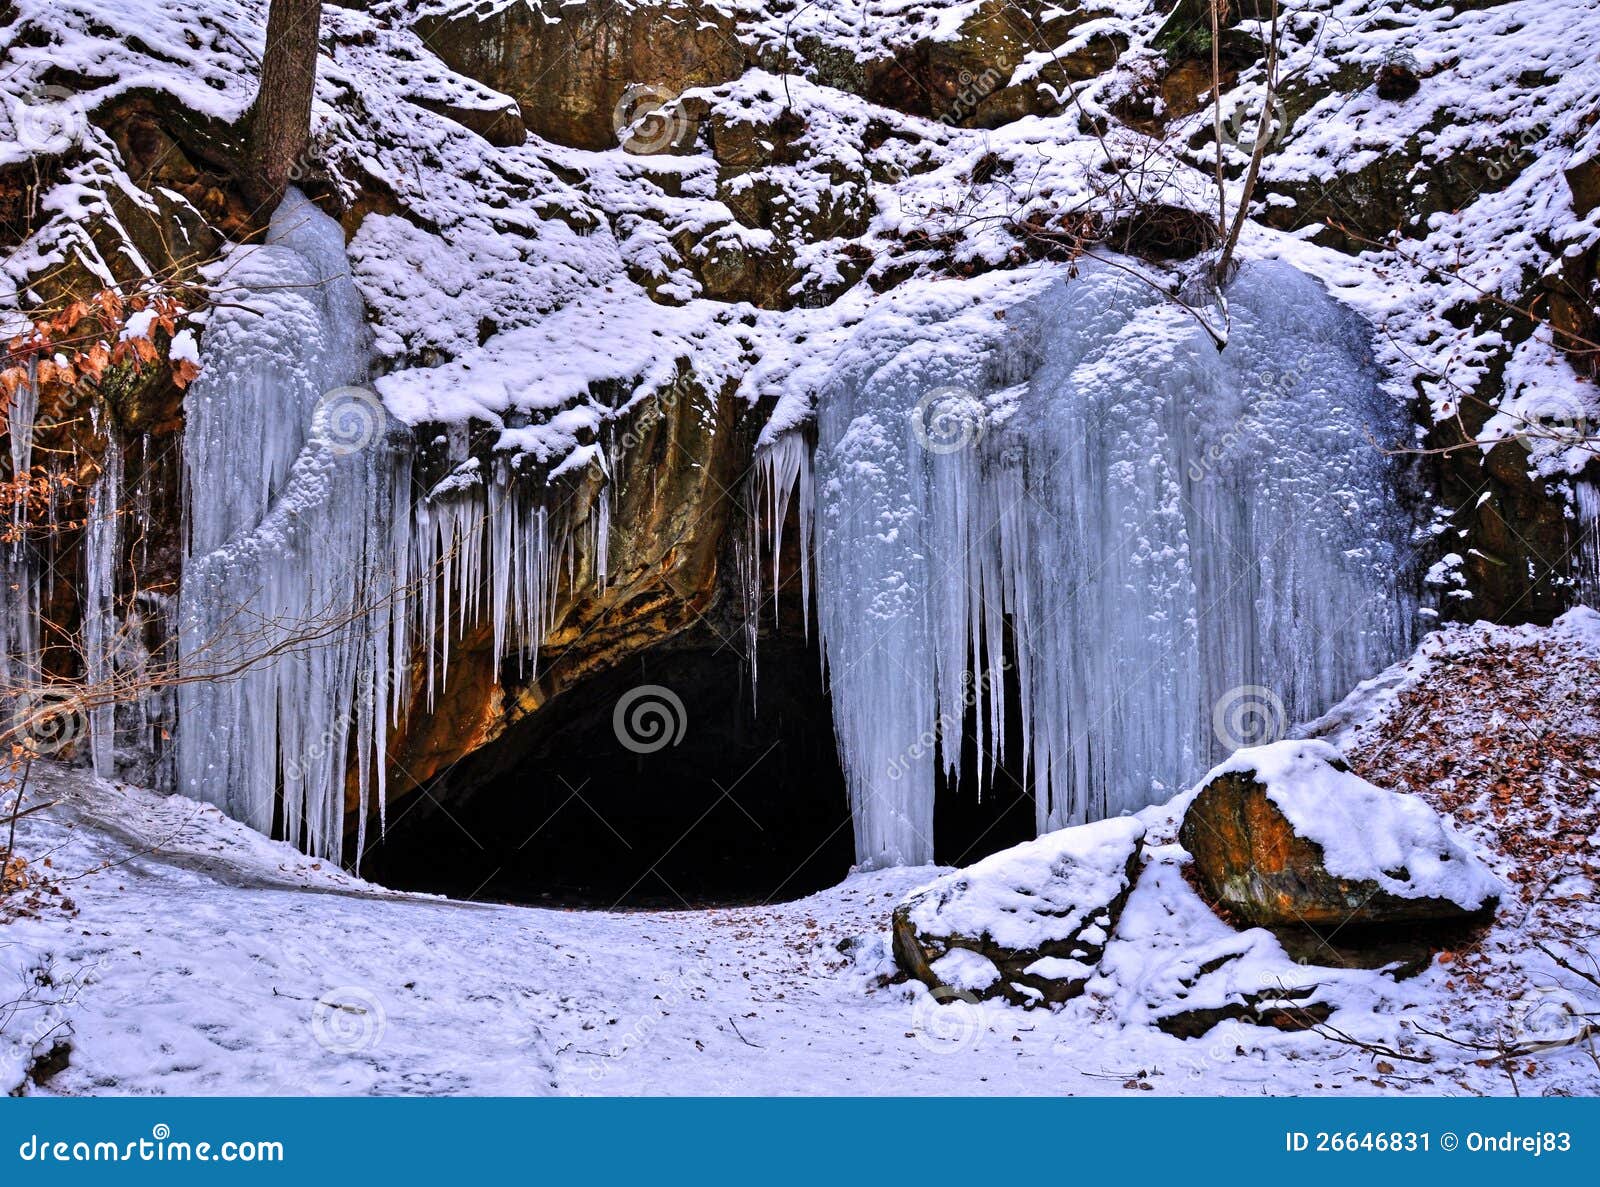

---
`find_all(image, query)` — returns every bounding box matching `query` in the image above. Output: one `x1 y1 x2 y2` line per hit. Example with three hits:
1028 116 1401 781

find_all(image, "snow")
929 949 1002 993
1099 837 1354 1034
5 601 1597 1098
903 815 1144 952
1228 1 1600 485
5 0 1596 496
1302 604 1600 753
1209 740 1502 912
1 606 1597 1096
1 0 1598 1096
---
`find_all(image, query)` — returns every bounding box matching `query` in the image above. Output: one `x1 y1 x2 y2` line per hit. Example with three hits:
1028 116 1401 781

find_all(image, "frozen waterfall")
176 192 594 862
177 190 401 860
779 260 1420 867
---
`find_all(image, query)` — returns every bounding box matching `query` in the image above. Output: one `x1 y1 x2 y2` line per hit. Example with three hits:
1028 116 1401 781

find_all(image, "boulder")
892 815 1145 1007
1148 934 1335 1039
1179 741 1500 934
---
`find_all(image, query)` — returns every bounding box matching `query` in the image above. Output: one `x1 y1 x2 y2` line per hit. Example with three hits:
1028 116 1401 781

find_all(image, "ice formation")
176 192 595 861
758 260 1422 867
1575 480 1599 605
1 361 40 693
177 190 401 858
82 425 120 777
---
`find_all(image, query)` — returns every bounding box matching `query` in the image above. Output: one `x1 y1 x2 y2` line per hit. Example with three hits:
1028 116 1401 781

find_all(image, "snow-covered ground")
3 610 1597 1097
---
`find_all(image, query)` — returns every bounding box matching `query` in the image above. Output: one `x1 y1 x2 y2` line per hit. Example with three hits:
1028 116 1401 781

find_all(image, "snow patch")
904 814 1145 951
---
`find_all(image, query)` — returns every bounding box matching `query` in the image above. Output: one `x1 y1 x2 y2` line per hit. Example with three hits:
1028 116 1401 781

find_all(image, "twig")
2 762 33 886
1534 943 1600 992
728 1015 763 1049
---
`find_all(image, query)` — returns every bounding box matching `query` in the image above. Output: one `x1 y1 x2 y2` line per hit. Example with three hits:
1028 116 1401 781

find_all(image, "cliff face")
1 0 1595 839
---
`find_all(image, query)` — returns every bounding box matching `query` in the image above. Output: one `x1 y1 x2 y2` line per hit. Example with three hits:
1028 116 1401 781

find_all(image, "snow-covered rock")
891 815 1145 1006
1179 740 1501 932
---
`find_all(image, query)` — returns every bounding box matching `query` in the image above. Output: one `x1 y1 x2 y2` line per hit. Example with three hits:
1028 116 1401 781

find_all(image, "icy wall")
791 260 1421 867
177 193 593 862
177 190 402 859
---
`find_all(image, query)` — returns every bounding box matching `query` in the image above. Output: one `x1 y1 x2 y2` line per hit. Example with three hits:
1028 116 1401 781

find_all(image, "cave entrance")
364 633 856 908
932 622 1038 867
365 588 1043 909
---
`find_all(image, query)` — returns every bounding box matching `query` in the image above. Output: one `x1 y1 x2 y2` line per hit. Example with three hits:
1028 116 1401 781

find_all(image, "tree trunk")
245 0 323 211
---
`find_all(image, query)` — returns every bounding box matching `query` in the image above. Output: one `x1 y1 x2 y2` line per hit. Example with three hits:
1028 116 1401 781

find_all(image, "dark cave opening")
364 633 859 908
932 620 1038 866
365 605 1042 908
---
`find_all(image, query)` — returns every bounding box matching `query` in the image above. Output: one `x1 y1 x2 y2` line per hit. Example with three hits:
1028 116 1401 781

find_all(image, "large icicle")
1575 480 1600 606
177 190 398 860
83 426 121 777
2 367 41 693
177 191 591 861
809 260 1421 867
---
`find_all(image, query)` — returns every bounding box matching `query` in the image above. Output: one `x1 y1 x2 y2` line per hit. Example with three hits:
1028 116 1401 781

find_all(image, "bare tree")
246 0 323 209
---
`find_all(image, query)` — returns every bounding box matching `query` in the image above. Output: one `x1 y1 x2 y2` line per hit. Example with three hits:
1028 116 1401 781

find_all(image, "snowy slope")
3 606 1597 1096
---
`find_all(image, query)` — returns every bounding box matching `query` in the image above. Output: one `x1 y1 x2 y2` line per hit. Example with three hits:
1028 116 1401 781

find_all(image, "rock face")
413 0 747 150
1179 741 1500 932
365 367 755 805
892 815 1145 1006
862 0 1124 128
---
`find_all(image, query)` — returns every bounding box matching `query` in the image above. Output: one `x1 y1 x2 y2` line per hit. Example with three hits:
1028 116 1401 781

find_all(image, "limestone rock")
1179 741 1500 932
892 815 1145 1006
409 94 527 147
413 0 746 150
863 0 1124 128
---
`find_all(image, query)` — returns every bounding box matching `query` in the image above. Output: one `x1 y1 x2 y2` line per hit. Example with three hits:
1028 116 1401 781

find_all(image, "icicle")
177 190 396 860
1574 480 1599 605
812 259 1420 867
737 433 816 698
83 428 121 778
3 366 41 692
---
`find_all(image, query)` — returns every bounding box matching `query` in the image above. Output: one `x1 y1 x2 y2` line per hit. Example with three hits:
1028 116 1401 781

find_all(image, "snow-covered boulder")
1179 741 1501 933
891 816 1145 1007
